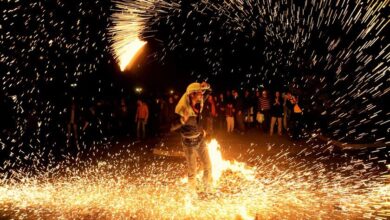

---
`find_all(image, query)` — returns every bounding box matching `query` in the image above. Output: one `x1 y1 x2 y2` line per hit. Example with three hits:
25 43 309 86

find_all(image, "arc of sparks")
117 38 147 71
110 1 151 71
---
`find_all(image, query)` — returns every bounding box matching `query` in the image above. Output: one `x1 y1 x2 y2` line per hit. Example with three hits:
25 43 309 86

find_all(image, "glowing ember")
108 0 388 144
1 0 389 218
109 0 180 71
207 139 256 185
0 140 388 219
117 38 147 71
110 0 152 71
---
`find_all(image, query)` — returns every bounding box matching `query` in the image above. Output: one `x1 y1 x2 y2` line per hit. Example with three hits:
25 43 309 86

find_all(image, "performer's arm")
170 117 185 132
170 109 189 132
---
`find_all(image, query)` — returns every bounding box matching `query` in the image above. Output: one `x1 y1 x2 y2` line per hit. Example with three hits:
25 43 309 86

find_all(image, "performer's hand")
182 109 189 123
200 82 208 88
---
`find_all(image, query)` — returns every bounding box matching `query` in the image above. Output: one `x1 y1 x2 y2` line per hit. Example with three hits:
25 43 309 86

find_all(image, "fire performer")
171 82 212 193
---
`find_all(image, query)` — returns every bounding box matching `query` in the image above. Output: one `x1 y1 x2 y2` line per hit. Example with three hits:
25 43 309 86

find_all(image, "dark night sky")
0 0 388 145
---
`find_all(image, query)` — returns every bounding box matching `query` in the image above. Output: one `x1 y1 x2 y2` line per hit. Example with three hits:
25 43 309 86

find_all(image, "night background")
0 0 389 219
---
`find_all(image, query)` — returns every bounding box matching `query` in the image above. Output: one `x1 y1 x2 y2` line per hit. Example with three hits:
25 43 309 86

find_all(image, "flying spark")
0 140 389 219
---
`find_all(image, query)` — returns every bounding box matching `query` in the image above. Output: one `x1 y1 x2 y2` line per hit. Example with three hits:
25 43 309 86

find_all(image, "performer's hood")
175 82 211 117
185 82 210 94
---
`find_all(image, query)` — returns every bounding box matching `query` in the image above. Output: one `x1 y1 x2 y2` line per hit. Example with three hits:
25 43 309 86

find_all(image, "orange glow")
207 139 256 185
118 38 147 71
0 140 388 218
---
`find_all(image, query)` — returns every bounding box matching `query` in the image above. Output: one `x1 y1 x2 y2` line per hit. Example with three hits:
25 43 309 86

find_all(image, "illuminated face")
190 91 203 103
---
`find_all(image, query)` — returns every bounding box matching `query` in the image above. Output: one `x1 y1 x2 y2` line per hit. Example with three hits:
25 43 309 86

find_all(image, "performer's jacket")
171 103 206 147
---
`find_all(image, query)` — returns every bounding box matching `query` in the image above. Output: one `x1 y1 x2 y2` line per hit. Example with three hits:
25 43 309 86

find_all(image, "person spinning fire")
171 82 212 193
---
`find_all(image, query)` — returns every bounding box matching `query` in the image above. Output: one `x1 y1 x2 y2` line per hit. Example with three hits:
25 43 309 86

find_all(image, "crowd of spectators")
62 87 305 148
0 86 311 169
0 87 306 158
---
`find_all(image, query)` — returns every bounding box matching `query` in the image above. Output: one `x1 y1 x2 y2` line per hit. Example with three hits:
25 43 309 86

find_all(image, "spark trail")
0 0 388 219
0 140 389 219
110 0 388 144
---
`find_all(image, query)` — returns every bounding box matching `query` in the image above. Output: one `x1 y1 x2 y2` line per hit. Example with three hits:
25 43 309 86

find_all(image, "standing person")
283 92 290 133
171 82 212 193
135 99 149 140
214 93 225 131
255 90 263 128
225 90 232 104
285 91 303 140
270 91 283 136
232 90 245 134
225 101 235 133
243 90 253 129
117 98 129 136
258 90 271 133
160 96 170 133
149 97 161 137
202 95 216 135
81 105 101 146
154 97 166 136
166 96 177 128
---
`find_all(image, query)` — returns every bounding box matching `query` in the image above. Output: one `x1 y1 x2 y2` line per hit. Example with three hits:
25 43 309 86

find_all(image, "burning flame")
206 139 257 219
0 139 388 219
207 139 256 185
117 38 147 71
237 206 255 220
184 193 195 213
110 1 151 71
